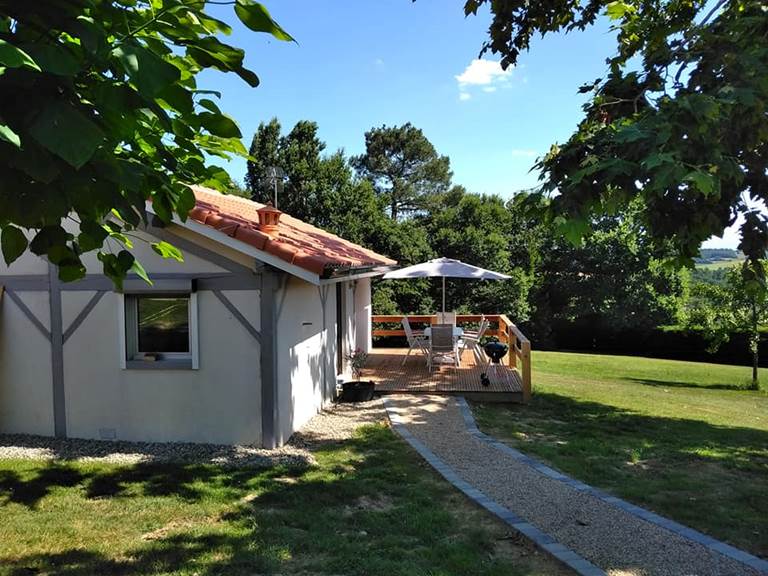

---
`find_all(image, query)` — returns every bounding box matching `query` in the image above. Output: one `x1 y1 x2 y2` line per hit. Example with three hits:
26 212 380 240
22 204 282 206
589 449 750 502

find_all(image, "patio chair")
401 317 428 366
435 311 457 326
460 316 489 364
428 324 459 371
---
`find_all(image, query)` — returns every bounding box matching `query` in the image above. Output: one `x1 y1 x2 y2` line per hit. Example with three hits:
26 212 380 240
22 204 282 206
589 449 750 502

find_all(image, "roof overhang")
318 265 398 285
147 205 322 285
147 204 395 286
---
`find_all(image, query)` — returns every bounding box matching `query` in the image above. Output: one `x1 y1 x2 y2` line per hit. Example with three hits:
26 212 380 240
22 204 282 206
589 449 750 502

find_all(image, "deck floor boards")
367 348 522 395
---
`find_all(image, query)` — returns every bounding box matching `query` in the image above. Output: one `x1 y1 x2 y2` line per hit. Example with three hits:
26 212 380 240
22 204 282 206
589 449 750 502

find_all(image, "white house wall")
275 276 338 444
0 291 54 436
62 290 261 444
0 226 264 445
354 278 373 353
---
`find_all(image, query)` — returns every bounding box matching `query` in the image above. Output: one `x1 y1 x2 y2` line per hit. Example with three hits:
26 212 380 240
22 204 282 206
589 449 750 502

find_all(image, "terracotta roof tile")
187 186 396 276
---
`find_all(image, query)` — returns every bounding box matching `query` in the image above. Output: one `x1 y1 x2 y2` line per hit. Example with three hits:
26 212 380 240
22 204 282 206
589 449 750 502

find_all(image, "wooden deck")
372 314 532 402
366 348 524 402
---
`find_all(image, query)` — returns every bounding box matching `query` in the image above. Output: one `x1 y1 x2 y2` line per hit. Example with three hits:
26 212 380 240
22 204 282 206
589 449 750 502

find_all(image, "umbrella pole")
442 276 446 313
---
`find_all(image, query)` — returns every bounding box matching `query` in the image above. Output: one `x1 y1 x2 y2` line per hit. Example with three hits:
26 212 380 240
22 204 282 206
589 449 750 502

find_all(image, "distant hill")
695 248 742 269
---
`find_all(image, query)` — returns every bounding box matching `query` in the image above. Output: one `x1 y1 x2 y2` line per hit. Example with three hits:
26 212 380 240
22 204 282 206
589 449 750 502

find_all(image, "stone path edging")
382 397 606 576
453 397 768 575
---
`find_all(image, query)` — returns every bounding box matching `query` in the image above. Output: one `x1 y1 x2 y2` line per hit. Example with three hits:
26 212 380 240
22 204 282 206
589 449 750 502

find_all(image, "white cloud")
511 148 537 158
374 58 384 66
455 59 512 100
456 59 512 86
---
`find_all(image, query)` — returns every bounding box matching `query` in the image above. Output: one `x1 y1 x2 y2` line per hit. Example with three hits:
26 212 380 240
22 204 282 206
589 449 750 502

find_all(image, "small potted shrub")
342 348 375 402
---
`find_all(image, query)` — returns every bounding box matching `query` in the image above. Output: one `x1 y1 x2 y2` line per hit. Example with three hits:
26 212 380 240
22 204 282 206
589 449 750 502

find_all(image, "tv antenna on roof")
265 166 284 209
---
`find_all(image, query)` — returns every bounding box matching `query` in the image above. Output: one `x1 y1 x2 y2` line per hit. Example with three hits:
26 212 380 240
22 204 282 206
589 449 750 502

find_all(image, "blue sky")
200 0 737 248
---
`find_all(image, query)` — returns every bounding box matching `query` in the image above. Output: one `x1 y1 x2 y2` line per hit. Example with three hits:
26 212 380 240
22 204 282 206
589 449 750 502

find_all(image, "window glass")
137 296 190 354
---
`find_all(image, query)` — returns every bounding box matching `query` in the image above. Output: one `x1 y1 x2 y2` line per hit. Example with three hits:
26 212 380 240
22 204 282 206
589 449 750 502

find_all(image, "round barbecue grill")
481 341 509 387
483 341 508 364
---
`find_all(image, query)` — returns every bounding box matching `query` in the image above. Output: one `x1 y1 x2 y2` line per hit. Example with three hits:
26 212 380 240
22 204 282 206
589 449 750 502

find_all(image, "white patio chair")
428 324 459 371
460 316 489 364
401 317 428 366
435 311 456 326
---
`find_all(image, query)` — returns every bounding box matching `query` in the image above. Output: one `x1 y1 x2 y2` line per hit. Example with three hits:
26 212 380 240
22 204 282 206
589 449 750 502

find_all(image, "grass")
697 257 743 270
0 424 566 576
472 351 768 558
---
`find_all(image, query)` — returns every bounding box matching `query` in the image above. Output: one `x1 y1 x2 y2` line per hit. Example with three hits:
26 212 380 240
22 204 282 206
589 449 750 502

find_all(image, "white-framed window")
119 292 199 370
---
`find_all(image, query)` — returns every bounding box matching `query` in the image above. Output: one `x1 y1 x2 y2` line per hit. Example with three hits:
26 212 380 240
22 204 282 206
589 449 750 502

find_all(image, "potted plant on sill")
342 348 375 402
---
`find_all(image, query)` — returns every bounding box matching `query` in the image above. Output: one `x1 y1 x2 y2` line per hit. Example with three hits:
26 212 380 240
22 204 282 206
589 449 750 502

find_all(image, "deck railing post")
509 328 517 369
521 339 532 403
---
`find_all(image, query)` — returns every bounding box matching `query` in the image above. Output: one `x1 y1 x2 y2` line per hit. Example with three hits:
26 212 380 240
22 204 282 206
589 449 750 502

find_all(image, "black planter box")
341 380 376 402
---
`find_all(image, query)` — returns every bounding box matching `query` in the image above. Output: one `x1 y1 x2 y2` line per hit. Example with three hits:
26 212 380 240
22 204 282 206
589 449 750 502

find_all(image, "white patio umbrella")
382 257 511 313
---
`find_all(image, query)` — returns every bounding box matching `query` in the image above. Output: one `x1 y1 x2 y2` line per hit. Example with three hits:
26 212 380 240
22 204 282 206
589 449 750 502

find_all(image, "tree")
244 118 281 198
423 186 534 319
245 119 336 222
682 261 767 389
352 123 452 220
0 1 292 285
466 0 768 286
524 202 684 344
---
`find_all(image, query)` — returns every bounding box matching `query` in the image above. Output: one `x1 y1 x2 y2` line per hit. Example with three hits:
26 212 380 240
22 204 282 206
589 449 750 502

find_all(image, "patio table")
423 326 464 340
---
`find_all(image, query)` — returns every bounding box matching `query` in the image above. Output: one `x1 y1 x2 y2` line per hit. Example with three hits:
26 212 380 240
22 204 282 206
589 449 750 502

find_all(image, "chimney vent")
256 202 282 236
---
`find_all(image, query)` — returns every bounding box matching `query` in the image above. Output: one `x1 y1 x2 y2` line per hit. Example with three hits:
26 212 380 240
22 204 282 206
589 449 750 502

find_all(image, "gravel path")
386 395 763 576
0 399 387 467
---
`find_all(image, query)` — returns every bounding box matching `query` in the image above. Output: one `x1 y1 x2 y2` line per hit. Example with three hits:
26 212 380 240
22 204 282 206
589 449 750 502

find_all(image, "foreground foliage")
0 425 564 576
468 0 768 286
0 1 290 285
473 351 768 557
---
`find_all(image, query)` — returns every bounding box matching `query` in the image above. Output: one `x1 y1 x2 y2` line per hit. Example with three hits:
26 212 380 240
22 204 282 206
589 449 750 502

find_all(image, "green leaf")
642 152 674 170
1 226 28 265
116 249 135 272
234 1 294 41
131 258 153 286
29 226 69 256
606 1 633 20
0 39 41 71
58 263 86 282
685 170 716 196
614 124 648 143
29 101 104 169
198 98 221 114
151 241 184 262
20 43 81 76
197 111 242 138
113 42 181 98
0 123 20 147
235 67 260 87
176 186 197 221
77 219 109 252
557 217 590 246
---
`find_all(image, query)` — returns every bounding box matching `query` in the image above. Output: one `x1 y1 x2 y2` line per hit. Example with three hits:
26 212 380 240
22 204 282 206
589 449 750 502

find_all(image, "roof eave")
319 264 398 284
147 204 323 285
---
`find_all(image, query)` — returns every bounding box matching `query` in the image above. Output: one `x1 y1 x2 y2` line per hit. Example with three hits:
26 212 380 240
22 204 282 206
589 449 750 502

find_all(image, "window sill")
125 359 194 370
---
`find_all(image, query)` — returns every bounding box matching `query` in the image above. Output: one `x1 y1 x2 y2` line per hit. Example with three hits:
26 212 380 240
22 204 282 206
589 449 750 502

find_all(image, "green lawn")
0 425 565 576
472 351 768 558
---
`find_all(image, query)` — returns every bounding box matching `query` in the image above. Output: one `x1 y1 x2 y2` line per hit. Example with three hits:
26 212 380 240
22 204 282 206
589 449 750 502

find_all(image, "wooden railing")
371 314 532 402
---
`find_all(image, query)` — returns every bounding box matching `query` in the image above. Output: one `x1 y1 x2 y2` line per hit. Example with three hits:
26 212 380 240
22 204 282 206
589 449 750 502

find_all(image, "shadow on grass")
0 425 551 576
624 377 750 391
0 464 85 508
